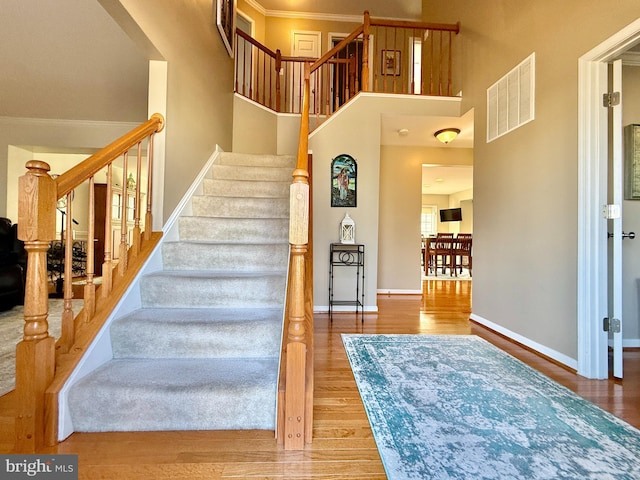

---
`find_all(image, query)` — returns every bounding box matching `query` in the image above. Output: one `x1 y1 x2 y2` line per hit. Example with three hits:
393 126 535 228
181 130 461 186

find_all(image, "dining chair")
433 233 454 276
453 234 472 276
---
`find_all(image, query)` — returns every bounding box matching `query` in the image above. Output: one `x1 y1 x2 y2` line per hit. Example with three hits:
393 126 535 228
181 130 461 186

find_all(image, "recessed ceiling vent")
487 52 535 142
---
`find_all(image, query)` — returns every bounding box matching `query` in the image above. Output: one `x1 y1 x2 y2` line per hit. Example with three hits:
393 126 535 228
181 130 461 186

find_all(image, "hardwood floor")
1 279 639 479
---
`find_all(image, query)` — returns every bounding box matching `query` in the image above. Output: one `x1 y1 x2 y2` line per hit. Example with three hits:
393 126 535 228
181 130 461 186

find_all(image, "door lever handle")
607 231 636 239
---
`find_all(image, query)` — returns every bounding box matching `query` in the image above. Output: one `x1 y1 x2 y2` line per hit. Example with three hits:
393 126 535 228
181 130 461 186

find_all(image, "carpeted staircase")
67 152 295 432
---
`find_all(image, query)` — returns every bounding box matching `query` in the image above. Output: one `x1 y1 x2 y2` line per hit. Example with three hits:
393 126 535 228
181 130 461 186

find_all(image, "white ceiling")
381 109 474 149
422 165 473 196
381 109 475 196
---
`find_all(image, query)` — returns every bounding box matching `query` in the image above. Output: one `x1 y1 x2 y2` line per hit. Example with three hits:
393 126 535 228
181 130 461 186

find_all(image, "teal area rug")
342 334 640 480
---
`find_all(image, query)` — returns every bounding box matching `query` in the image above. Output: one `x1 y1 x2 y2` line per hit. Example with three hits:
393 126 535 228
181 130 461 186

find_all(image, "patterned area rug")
342 334 640 480
0 299 82 396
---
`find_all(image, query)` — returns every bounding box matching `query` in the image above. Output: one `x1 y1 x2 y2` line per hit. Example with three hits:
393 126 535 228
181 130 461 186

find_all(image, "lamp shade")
434 128 460 144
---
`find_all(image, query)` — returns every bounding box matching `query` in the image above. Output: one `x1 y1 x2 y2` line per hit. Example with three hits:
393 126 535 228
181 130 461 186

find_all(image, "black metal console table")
328 243 365 322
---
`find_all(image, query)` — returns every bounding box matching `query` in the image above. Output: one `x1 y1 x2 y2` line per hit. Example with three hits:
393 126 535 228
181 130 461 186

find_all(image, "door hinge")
603 92 621 107
603 317 621 333
611 318 621 333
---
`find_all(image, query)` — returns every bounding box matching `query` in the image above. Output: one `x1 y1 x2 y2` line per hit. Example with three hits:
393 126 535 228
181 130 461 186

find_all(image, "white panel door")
608 58 624 378
291 31 321 113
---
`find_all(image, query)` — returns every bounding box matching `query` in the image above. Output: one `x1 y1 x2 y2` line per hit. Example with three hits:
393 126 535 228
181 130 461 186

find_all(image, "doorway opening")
578 18 640 379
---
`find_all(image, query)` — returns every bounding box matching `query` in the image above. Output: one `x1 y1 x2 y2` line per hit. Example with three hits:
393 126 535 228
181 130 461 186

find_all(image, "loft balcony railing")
234 11 460 122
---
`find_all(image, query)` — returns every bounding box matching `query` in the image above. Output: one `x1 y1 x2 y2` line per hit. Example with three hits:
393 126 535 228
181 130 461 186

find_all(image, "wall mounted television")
440 207 462 222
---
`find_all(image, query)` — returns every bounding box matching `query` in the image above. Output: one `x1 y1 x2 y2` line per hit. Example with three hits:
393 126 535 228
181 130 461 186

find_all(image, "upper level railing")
15 115 165 451
235 11 460 123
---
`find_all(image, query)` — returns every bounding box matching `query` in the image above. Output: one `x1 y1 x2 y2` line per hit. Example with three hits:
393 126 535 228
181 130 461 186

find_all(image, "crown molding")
244 0 416 23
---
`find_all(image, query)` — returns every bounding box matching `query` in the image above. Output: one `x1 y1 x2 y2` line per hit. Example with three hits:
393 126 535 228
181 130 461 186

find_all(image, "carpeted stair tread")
191 195 289 218
203 178 290 198
162 242 289 271
68 357 278 432
111 307 283 359
140 270 287 308
217 152 295 168
68 151 292 434
178 217 288 243
211 164 293 182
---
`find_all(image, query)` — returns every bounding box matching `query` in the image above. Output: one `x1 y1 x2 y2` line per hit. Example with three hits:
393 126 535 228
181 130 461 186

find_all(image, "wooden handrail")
310 25 364 72
236 29 279 58
56 114 164 199
369 18 460 33
15 115 164 452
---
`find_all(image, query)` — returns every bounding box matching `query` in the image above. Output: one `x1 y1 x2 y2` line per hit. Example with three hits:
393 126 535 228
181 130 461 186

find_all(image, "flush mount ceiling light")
398 128 409 136
434 128 460 144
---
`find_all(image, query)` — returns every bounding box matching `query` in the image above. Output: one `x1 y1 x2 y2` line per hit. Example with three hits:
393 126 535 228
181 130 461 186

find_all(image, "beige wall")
622 64 640 342
263 17 361 56
425 0 640 359
378 147 423 292
232 96 301 156
310 99 382 311
378 145 473 291
0 0 148 219
117 0 234 223
237 0 266 43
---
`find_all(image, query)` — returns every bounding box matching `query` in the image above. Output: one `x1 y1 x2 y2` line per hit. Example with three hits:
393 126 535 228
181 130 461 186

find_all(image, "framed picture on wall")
331 154 357 207
216 0 236 57
381 49 401 76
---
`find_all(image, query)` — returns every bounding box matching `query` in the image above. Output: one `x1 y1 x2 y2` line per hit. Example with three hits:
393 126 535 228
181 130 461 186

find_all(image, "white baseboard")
624 339 640 348
470 313 578 371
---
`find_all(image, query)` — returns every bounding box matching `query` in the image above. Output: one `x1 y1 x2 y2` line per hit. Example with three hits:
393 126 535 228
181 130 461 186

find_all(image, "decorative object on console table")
340 213 355 244
328 243 365 323
216 0 236 57
331 154 357 207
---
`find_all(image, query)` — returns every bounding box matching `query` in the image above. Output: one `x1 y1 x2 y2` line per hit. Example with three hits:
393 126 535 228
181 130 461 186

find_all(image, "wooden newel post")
15 160 57 452
284 169 309 450
362 10 370 92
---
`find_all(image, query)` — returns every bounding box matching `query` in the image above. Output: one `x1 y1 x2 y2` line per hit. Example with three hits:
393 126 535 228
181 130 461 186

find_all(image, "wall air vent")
487 52 535 142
